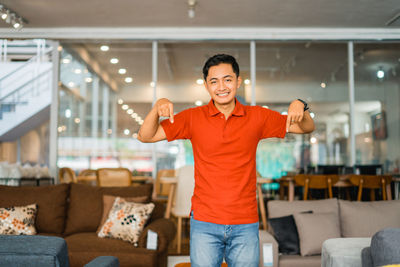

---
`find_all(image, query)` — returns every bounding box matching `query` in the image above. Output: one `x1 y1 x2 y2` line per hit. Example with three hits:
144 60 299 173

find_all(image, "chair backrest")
97 168 132 187
58 167 77 183
294 174 339 200
154 169 176 198
78 169 97 177
349 174 392 201
172 165 195 217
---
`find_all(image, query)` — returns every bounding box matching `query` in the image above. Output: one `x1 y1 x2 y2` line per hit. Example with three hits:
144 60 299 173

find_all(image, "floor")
167 256 191 267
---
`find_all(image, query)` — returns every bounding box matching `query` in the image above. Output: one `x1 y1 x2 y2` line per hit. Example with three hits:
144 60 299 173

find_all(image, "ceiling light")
196 79 203 85
125 77 133 83
132 113 138 119
127 109 133 114
100 45 109 51
320 82 326 88
0 5 25 30
377 69 385 79
118 68 127 74
281 111 288 115
122 104 129 110
195 100 203 106
117 99 123 105
110 58 119 64
74 69 82 74
74 118 80 124
310 112 315 118
138 121 143 125
65 109 71 118
57 46 63 52
85 77 93 83
132 133 138 138
124 129 130 135
244 79 251 85
150 81 155 87
62 58 71 64
310 137 317 144
187 0 197 18
67 82 75 88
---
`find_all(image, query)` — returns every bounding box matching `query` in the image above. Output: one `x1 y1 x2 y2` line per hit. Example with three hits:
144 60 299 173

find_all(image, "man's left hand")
286 100 305 132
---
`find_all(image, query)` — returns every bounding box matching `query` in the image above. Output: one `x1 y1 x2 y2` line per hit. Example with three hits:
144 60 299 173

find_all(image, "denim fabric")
190 214 259 267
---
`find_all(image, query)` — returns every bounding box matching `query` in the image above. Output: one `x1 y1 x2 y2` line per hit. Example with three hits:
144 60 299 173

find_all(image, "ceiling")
0 0 399 28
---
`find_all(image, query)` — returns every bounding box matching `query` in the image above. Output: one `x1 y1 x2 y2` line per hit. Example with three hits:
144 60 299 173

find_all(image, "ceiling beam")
0 27 400 41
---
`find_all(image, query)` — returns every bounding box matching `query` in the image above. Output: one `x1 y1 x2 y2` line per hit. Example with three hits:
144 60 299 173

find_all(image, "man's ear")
237 76 242 88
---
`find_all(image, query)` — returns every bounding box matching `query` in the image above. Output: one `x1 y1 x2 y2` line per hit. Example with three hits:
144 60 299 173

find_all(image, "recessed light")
196 79 203 85
320 82 326 88
117 99 123 105
62 58 71 64
100 45 109 51
110 58 119 64
74 118 80 124
118 68 127 74
125 77 133 83
244 79 251 85
85 77 93 83
122 104 129 110
310 112 315 118
195 100 203 106
74 69 82 74
65 109 71 118
150 81 155 87
127 109 133 114
68 82 75 87
124 129 130 135
377 69 385 79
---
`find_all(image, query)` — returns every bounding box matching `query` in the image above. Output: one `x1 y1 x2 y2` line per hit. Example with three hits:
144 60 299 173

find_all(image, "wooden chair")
153 169 176 201
96 168 132 187
294 174 339 200
165 165 194 254
58 167 77 184
349 175 392 201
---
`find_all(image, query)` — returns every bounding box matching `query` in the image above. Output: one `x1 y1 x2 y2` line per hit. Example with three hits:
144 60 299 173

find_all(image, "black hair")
202 54 240 80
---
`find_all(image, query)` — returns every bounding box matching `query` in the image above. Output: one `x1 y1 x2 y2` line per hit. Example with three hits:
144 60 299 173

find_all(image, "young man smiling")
138 54 315 267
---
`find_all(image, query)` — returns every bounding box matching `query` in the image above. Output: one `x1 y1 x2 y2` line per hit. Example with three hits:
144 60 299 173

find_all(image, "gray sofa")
258 199 400 267
362 228 400 267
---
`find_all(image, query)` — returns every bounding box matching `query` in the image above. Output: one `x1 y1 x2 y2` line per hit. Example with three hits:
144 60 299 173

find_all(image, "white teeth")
217 93 229 96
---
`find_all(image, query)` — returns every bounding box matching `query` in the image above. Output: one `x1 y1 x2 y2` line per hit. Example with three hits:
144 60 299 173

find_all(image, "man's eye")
210 81 217 84
225 79 232 82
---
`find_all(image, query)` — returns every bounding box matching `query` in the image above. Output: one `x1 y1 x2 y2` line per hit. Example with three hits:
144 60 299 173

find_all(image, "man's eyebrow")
209 75 233 81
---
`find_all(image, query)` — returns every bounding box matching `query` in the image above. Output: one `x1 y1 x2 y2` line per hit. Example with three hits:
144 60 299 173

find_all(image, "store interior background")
0 0 399 186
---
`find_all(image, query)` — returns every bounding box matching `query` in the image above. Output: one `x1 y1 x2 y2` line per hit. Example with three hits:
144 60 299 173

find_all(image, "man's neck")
214 99 236 119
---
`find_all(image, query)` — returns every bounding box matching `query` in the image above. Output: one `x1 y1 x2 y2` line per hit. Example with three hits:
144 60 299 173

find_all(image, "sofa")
259 198 400 267
0 183 176 267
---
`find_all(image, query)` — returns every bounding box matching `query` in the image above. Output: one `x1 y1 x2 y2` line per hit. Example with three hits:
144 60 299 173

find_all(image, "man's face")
204 63 242 106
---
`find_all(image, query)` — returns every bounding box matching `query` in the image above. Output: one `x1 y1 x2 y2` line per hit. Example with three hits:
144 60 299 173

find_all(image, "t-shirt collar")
207 98 245 117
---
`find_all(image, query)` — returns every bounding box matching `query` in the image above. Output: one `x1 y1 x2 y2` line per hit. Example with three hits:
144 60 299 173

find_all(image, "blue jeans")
190 214 259 267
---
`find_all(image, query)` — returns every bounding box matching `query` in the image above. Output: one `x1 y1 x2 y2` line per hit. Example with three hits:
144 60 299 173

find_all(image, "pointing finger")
169 103 174 123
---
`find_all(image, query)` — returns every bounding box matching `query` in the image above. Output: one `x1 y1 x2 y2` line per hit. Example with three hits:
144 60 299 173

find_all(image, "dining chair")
294 174 340 200
153 169 176 202
77 169 97 185
349 174 392 201
58 167 77 184
165 165 195 254
96 168 132 187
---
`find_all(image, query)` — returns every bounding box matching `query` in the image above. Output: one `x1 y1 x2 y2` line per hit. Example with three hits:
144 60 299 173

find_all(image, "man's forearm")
298 111 315 133
138 107 160 142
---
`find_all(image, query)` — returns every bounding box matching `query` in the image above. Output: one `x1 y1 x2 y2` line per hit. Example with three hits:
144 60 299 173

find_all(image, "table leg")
257 184 267 230
288 180 294 202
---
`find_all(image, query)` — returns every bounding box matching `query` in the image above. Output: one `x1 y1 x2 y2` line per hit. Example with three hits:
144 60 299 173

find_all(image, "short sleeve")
160 108 192 142
260 107 287 139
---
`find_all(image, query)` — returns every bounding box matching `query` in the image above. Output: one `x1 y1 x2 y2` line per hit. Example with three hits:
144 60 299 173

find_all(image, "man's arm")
286 99 315 134
137 98 174 143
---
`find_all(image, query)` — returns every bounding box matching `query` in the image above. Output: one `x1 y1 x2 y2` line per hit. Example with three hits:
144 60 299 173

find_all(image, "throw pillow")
98 197 155 245
0 204 37 235
293 212 341 256
268 211 312 254
96 195 149 234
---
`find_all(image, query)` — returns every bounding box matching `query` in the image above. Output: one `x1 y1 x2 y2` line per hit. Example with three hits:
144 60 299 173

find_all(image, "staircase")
0 55 53 142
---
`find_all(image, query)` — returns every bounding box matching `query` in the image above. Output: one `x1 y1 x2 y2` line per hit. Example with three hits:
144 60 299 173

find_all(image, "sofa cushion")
294 212 341 256
339 200 400 237
267 198 338 219
98 197 155 244
0 184 69 234
64 183 153 236
370 228 400 267
279 255 321 267
0 203 37 235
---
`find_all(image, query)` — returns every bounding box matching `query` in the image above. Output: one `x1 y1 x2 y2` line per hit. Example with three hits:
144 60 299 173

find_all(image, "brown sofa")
0 183 176 267
259 198 400 267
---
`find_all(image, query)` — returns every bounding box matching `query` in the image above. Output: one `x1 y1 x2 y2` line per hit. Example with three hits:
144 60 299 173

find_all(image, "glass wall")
354 43 400 173
256 43 349 179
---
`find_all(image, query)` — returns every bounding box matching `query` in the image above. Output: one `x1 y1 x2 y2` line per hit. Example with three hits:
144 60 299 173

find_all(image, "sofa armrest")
84 256 119 267
138 218 176 252
259 230 279 267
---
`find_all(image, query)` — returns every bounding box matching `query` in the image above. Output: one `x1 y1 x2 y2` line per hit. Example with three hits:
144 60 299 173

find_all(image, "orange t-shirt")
161 99 287 225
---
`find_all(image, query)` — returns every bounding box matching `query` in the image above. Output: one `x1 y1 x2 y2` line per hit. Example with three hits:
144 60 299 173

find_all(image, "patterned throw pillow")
98 197 155 245
0 204 37 235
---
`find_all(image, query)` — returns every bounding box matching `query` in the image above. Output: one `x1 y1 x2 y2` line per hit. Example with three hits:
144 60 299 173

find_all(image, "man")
138 54 315 267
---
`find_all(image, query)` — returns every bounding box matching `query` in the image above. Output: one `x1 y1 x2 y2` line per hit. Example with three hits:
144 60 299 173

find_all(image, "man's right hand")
156 98 174 123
